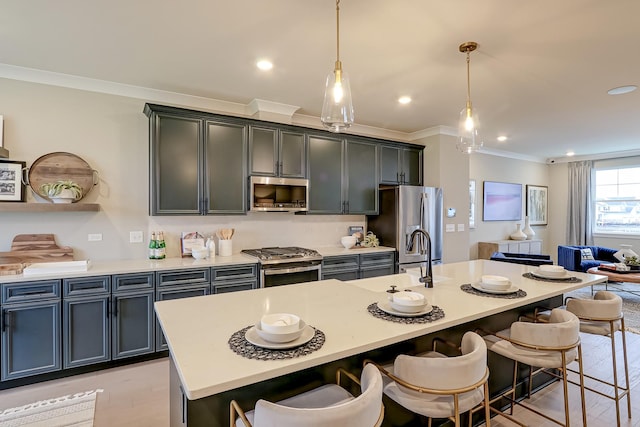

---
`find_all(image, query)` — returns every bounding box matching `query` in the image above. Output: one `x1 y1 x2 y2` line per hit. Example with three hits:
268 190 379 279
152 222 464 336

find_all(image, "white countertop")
0 246 395 284
154 260 607 400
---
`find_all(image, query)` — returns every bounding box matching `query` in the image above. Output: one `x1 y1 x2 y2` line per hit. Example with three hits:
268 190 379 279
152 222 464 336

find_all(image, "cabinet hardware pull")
18 288 49 296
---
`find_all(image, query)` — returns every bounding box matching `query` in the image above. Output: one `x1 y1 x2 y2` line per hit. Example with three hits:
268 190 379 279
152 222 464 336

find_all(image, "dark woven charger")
522 272 582 283
460 283 527 299
228 325 325 361
367 303 445 324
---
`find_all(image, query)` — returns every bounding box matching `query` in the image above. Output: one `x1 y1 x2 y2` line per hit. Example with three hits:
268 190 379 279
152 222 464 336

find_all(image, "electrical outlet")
130 231 144 243
88 233 103 241
457 224 465 232
445 224 455 233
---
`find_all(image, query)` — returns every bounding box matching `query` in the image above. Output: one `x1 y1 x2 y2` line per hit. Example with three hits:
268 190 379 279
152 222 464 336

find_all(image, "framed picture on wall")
0 159 26 202
526 184 548 225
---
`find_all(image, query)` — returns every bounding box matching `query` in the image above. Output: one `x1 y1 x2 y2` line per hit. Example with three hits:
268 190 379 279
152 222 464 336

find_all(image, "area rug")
0 389 102 427
565 282 640 334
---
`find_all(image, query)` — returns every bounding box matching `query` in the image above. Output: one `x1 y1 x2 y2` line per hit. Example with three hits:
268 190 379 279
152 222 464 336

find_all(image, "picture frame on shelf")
526 184 548 225
0 159 26 202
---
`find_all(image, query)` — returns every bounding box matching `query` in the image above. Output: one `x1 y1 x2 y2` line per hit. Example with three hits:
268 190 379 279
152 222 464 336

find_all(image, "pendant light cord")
466 50 472 109
336 0 341 63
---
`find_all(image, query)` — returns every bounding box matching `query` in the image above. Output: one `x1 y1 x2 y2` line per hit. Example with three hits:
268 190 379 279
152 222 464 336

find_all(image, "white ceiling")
2 0 639 161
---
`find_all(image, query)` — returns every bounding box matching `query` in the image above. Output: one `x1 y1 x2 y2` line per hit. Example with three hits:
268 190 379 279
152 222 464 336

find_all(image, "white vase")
510 223 527 241
50 188 76 204
523 216 535 240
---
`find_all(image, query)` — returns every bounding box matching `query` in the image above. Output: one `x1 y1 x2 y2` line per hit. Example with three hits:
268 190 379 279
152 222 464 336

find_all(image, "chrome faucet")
406 228 433 288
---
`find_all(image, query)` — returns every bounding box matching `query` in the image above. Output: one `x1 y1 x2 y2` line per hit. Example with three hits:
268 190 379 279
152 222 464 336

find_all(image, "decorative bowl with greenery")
625 255 640 270
39 180 83 203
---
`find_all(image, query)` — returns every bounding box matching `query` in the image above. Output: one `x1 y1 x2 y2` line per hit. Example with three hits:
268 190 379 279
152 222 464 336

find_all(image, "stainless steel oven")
241 247 323 287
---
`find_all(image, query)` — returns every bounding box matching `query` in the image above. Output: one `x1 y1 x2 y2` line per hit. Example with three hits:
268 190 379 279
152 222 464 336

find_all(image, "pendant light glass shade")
456 42 483 154
321 0 354 132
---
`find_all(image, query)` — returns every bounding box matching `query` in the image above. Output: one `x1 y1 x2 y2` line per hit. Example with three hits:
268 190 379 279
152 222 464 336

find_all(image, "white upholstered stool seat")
230 363 384 427
539 291 631 426
367 331 491 427
481 308 587 427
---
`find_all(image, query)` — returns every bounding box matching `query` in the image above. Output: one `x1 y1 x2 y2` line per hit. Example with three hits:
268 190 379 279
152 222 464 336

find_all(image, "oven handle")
263 264 321 276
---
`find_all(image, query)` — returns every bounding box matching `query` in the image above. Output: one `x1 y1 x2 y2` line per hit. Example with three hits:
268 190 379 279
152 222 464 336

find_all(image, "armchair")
557 245 617 272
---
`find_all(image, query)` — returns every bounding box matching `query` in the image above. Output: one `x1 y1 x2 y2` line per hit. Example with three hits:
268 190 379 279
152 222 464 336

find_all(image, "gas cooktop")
241 246 322 264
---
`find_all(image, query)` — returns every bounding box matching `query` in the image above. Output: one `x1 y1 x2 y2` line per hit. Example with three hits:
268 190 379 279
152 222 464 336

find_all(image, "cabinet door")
345 140 378 214
206 121 248 214
1 301 61 381
151 114 202 215
249 126 278 176
280 131 306 178
155 286 209 351
308 136 344 213
63 296 110 368
401 148 422 185
380 145 401 184
212 281 257 294
111 291 154 359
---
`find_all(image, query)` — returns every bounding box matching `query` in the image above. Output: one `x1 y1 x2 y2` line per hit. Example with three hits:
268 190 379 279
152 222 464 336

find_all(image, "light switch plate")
445 224 455 232
88 233 102 241
457 224 465 232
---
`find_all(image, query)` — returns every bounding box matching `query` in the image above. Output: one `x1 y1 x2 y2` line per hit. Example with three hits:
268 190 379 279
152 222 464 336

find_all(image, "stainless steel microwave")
249 176 309 212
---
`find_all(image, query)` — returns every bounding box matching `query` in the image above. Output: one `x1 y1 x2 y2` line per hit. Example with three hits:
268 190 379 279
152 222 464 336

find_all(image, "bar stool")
229 363 384 427
366 331 491 427
557 290 631 426
480 308 587 427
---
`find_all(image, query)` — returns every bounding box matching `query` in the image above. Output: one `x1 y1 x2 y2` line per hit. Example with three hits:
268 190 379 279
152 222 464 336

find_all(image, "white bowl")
390 291 428 313
480 275 511 291
260 313 301 334
538 265 566 277
341 236 357 249
191 247 209 260
255 320 306 343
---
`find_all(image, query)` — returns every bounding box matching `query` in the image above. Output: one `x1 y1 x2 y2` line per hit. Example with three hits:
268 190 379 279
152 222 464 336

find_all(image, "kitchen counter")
0 246 395 284
155 260 606 401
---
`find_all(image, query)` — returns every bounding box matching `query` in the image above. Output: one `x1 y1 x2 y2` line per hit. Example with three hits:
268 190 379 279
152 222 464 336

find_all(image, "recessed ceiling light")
566 151 575 157
607 85 637 95
256 60 273 71
398 96 411 104
497 136 508 142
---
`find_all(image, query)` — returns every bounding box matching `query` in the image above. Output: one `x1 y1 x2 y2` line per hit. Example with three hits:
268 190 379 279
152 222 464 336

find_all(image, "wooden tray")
0 234 74 264
26 152 98 202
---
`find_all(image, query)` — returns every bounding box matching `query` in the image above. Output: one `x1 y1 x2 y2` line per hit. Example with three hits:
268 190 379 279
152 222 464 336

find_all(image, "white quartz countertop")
154 260 607 400
0 246 395 284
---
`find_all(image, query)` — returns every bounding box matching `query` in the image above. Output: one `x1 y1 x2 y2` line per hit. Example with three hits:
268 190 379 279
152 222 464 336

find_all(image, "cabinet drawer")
2 280 61 304
359 252 395 267
112 273 154 293
211 264 257 282
63 276 111 297
322 255 359 273
156 268 210 287
212 280 257 294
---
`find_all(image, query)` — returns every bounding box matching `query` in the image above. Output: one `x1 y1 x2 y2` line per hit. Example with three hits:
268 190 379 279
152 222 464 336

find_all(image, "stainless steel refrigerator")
367 186 443 272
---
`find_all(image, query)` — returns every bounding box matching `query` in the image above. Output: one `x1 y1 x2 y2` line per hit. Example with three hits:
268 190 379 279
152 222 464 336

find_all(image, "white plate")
471 282 520 295
530 270 572 280
245 325 315 349
377 301 433 317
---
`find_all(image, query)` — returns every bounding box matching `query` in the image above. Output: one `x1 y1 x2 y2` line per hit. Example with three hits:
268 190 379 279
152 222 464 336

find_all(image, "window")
593 166 640 234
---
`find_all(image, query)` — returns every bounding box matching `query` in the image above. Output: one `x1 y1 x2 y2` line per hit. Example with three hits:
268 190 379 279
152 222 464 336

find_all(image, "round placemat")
367 303 445 324
522 272 582 283
460 284 527 299
228 326 325 360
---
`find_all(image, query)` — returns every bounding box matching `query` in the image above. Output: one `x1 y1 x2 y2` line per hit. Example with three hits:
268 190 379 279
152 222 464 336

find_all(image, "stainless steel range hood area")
249 176 309 212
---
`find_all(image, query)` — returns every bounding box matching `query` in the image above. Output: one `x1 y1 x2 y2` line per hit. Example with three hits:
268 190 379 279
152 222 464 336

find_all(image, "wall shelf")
0 203 100 212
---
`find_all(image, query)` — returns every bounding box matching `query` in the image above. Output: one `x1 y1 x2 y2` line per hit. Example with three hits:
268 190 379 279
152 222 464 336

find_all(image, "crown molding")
476 147 547 163
545 148 640 164
408 125 457 141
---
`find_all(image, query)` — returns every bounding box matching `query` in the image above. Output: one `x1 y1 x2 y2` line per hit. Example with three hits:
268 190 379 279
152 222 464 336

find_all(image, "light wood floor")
0 331 638 426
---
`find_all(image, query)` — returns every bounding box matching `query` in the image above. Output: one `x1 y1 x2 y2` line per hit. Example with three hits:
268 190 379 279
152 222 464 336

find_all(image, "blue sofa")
557 245 618 272
490 252 553 266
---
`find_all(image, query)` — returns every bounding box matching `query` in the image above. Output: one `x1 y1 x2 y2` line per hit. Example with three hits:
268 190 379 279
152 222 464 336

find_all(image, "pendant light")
321 0 354 132
457 41 483 154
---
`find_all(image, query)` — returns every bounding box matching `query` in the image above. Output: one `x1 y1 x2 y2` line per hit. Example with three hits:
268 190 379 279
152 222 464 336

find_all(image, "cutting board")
0 234 74 265
0 256 24 275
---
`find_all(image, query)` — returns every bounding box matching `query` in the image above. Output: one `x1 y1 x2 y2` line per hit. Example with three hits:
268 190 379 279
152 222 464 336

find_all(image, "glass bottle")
149 232 157 259
157 231 166 259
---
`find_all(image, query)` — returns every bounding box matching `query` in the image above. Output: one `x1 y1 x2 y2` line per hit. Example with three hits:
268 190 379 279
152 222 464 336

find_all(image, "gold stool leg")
511 361 518 415
560 351 571 427
610 320 621 427
621 318 631 419
577 344 587 427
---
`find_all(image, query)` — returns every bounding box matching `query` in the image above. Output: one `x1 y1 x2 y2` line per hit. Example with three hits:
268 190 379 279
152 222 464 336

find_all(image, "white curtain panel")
567 160 594 245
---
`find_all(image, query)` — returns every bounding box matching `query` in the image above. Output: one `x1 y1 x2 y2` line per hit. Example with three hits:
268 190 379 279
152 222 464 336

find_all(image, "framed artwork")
0 159 26 202
469 179 476 229
526 184 548 225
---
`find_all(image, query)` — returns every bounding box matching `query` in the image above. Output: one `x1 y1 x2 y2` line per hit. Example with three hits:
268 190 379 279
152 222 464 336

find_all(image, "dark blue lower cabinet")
1 300 61 381
111 291 155 360
63 296 110 369
155 285 209 351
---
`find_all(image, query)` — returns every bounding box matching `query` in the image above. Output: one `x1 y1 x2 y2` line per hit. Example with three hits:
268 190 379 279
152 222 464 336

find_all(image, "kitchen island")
154 260 606 426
